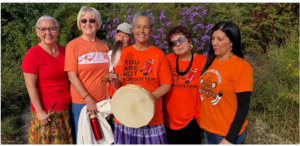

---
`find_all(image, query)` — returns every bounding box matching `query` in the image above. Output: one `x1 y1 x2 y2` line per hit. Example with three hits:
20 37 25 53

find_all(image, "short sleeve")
233 61 253 92
21 48 38 74
64 42 78 71
158 52 172 85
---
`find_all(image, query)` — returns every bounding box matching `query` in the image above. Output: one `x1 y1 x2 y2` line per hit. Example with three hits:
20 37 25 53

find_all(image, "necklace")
176 52 194 76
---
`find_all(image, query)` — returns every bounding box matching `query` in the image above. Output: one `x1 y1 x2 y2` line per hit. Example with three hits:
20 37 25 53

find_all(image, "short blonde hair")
77 6 102 31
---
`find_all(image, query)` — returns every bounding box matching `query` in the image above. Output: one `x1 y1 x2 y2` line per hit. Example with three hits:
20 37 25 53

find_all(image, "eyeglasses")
80 19 96 24
37 27 58 33
170 36 186 47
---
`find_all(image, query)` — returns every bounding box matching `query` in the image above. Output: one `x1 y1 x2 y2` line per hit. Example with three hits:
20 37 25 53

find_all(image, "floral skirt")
28 108 73 144
114 123 167 144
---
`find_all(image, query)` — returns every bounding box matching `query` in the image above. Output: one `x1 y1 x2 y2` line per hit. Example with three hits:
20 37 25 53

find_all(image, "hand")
108 71 119 81
219 138 232 145
85 95 98 114
36 110 50 126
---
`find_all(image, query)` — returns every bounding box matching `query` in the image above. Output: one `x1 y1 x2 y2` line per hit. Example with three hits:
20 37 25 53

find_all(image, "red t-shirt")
164 53 206 130
114 45 172 125
21 45 71 112
199 55 253 136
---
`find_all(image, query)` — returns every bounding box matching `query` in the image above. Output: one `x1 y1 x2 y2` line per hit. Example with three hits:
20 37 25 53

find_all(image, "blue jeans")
204 129 246 144
71 103 86 144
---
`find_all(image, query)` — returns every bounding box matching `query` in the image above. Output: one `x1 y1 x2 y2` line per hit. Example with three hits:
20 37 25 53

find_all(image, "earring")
190 44 193 50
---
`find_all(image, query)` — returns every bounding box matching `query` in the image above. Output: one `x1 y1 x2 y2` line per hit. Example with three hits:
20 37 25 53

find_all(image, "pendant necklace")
176 52 194 76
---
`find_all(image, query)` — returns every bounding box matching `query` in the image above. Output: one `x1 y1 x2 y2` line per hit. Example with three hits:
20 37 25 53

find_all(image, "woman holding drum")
164 25 206 144
111 11 172 144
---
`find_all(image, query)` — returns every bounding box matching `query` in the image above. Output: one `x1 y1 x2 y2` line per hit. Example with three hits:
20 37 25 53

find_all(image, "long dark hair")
201 21 244 75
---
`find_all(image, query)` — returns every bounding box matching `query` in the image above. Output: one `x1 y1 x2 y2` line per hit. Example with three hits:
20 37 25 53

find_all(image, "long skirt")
28 109 73 144
114 123 167 144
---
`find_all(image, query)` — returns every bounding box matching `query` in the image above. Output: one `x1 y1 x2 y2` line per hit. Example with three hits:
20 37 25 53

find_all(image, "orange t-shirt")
199 55 253 136
64 37 109 104
164 53 206 130
114 45 172 125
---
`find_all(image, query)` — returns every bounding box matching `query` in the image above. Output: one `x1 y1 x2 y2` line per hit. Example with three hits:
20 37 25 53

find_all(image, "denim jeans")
204 129 246 144
71 103 86 144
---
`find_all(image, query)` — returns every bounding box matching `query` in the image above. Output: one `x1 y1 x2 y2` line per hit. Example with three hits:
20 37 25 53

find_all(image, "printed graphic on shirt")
139 59 155 76
170 68 198 89
199 69 223 105
123 59 156 83
78 52 109 65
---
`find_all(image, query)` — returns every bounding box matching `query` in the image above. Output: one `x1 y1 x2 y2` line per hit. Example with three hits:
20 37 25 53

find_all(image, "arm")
68 71 98 114
151 84 171 100
23 73 50 126
220 91 251 144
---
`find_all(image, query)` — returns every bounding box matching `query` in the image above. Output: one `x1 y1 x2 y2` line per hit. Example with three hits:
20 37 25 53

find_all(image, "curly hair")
167 25 192 48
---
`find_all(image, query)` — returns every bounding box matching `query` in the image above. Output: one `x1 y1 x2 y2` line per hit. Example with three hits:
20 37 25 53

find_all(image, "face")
132 16 151 45
36 19 59 45
115 31 131 48
211 30 232 58
170 33 191 57
80 12 97 36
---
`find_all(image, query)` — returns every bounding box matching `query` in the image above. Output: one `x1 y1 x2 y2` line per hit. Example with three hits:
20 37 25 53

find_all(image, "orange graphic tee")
199 55 253 136
64 37 109 104
164 53 206 130
114 45 172 125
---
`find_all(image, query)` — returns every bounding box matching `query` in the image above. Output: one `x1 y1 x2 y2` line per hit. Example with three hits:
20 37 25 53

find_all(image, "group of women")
21 5 253 144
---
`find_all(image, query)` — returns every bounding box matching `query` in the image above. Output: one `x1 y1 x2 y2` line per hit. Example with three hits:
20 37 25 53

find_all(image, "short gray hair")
77 6 102 31
35 15 59 28
132 11 155 29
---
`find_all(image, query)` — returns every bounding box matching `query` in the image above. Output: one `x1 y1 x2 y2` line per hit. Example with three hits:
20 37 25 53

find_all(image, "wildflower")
160 11 166 21
127 8 132 14
113 18 120 24
166 21 173 27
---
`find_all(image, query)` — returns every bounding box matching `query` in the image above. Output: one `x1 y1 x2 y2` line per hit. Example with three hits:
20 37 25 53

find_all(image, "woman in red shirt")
21 15 72 144
164 25 206 144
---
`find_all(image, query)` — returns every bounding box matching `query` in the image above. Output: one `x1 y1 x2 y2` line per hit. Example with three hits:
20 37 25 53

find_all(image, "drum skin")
111 84 155 128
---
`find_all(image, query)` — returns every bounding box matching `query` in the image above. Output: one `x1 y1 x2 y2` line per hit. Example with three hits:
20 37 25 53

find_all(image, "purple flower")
157 28 164 34
113 18 120 24
162 34 166 39
163 41 168 45
192 38 199 45
201 43 205 46
107 24 111 30
164 46 168 49
192 26 197 33
197 24 205 29
107 18 111 22
159 44 164 49
178 20 186 26
102 24 106 29
206 24 213 30
166 21 173 27
201 10 207 15
160 11 166 21
155 40 160 46
146 9 151 13
130 3 134 7
195 6 202 11
197 46 204 51
127 8 132 14
111 30 117 38
106 35 110 40
128 15 133 23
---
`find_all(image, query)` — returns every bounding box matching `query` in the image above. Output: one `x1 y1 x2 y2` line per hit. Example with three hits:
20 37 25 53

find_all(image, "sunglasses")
80 19 96 24
170 35 186 47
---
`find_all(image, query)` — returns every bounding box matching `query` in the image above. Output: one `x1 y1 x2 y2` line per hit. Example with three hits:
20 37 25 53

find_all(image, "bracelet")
82 93 89 99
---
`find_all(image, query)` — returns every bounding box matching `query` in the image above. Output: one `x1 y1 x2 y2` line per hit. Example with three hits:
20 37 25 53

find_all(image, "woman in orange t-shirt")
64 6 110 144
164 26 206 144
110 11 172 144
199 21 253 144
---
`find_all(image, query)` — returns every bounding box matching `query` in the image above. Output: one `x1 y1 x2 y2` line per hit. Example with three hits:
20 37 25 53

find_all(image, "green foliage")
208 3 299 54
248 31 299 143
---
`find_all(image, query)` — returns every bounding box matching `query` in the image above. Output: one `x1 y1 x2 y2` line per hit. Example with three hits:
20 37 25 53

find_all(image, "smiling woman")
64 6 112 144
21 15 73 144
111 11 172 144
